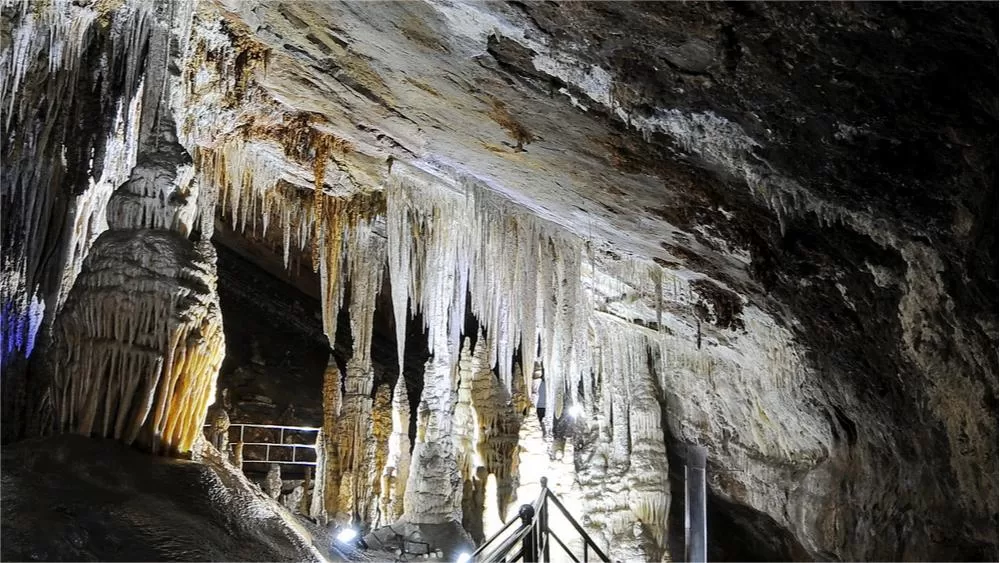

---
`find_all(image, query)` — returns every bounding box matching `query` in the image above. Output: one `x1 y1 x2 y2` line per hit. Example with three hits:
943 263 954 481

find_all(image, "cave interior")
0 1 997 562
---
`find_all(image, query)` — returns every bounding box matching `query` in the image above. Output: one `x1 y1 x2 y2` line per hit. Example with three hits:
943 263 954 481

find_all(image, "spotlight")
456 553 472 563
568 403 585 419
335 527 358 545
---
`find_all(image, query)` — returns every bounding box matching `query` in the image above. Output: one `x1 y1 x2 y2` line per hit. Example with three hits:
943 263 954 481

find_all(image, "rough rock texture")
3 0 997 560
0 435 322 562
1 0 151 441
48 230 224 455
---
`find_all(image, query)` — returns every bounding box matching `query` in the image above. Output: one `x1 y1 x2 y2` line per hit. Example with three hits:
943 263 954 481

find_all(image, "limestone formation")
264 463 282 500
382 374 412 523
49 231 225 455
205 393 231 453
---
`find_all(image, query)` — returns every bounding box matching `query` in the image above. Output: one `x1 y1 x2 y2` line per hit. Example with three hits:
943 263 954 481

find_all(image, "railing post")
519 504 537 562
540 477 550 562
685 445 708 563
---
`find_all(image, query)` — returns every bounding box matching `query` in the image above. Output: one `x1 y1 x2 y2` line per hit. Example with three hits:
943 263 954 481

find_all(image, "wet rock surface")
0 435 321 562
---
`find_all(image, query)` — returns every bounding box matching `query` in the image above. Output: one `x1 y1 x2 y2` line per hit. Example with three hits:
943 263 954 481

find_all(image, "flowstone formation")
2 0 996 561
49 230 224 455
2 0 229 456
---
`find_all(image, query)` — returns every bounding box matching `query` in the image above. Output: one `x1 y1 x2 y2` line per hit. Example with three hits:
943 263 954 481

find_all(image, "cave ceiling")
186 0 997 335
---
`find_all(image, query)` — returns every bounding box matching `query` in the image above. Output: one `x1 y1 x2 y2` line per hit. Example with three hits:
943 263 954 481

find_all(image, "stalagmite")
455 338 482 542
382 375 411 522
310 427 328 522
319 359 346 523
49 231 225 455
404 352 462 523
468 332 523 522
369 384 393 527
572 313 672 558
455 337 477 483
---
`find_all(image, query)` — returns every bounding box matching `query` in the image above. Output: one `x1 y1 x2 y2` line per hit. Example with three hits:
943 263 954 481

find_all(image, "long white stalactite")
385 163 589 416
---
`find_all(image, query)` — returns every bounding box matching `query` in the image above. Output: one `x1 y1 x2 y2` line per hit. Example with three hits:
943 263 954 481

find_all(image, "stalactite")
48 231 224 455
1 0 155 382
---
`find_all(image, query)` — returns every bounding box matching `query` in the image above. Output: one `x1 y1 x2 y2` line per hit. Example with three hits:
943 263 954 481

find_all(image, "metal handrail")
483 523 534 563
471 477 609 563
205 423 321 469
474 484 547 561
475 515 522 558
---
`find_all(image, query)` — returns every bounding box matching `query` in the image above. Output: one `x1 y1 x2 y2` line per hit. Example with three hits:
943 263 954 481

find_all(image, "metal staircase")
470 477 609 563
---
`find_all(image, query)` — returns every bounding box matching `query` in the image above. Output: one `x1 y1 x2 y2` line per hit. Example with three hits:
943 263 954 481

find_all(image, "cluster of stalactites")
48 230 225 455
193 131 385 351
1 0 156 366
385 164 592 419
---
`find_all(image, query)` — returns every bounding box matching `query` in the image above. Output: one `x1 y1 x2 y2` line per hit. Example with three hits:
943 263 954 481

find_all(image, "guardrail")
206 423 320 469
471 477 609 563
232 423 320 467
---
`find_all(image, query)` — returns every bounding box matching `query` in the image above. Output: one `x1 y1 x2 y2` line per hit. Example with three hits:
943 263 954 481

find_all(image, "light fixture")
568 403 585 419
336 527 359 545
456 552 472 563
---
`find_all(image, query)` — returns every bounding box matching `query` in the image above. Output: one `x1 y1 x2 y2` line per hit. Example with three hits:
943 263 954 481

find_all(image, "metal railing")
471 477 609 563
233 423 320 467
206 423 320 468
